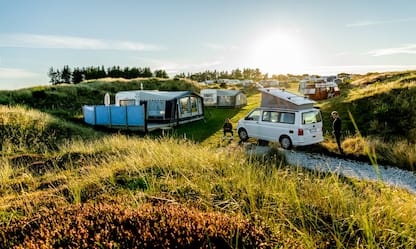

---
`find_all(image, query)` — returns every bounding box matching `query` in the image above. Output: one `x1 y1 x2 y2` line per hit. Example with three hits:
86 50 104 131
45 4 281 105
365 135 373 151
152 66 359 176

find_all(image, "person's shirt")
333 117 341 133
223 122 232 131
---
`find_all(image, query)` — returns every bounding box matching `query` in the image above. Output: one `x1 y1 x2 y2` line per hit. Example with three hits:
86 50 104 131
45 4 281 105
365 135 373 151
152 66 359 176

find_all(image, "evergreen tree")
154 69 168 78
61 65 72 83
47 67 60 85
72 67 84 84
142 67 153 77
174 72 186 78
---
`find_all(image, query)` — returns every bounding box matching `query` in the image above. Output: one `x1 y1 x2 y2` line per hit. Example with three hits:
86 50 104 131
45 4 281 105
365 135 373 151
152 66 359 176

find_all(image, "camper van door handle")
289 130 294 134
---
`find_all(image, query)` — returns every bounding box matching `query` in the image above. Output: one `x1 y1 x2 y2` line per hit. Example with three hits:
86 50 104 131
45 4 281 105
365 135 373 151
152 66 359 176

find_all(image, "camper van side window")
262 111 279 123
279 112 295 124
246 109 261 121
270 111 278 123
262 111 271 122
119 99 135 106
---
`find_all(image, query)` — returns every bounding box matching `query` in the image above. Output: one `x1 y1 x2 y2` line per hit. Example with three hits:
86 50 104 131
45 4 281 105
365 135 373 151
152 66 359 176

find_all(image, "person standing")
331 111 343 154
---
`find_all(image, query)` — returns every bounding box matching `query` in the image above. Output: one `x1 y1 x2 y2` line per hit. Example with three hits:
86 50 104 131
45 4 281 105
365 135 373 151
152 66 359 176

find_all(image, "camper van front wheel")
280 136 292 150
238 128 249 142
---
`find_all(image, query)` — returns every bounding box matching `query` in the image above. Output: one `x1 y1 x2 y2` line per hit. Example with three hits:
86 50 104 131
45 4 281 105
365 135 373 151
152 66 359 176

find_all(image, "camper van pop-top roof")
258 88 316 110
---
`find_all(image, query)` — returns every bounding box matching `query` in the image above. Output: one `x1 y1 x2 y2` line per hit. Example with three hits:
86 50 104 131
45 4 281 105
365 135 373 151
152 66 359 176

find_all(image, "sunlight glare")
249 31 308 75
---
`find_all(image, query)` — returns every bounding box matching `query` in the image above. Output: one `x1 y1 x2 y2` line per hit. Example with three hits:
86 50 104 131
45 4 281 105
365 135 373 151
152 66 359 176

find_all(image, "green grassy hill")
0 77 202 122
319 70 416 142
1 74 416 248
314 70 416 170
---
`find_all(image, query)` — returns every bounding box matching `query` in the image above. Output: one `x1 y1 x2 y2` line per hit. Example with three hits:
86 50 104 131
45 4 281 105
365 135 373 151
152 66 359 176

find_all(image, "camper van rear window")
302 110 322 124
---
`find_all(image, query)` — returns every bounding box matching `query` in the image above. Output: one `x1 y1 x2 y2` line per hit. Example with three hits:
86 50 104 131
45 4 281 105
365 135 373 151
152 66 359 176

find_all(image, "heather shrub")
1 203 277 249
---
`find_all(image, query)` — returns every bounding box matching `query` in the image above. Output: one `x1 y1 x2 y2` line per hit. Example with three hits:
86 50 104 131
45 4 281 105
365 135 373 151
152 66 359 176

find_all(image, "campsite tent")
200 89 247 107
259 88 316 110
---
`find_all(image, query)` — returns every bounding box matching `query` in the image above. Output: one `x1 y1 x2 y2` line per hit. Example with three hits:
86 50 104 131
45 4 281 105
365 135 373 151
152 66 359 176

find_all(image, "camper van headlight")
160 111 165 115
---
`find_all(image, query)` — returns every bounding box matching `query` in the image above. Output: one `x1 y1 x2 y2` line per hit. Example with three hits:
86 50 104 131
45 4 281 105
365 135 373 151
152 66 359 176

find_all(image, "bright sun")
249 32 308 75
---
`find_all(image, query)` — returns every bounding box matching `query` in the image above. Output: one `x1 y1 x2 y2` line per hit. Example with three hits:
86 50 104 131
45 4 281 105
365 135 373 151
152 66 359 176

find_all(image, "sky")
1 0 416 90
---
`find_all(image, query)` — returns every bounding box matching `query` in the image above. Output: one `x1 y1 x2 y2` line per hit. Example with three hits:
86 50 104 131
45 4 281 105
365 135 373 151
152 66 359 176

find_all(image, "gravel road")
283 150 416 194
245 144 416 194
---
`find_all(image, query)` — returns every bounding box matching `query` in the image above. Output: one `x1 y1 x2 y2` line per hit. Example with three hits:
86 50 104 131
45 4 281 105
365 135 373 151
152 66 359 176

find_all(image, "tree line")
48 65 169 85
48 65 302 85
175 68 298 82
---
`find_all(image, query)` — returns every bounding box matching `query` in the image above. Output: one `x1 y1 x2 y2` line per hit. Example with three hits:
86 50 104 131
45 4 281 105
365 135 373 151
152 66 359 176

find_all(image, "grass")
0 105 101 154
0 77 202 122
315 71 416 171
1 73 416 247
2 135 416 248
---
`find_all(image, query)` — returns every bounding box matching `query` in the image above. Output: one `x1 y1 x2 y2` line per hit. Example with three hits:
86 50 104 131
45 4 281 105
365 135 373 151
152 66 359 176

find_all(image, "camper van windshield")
302 110 322 124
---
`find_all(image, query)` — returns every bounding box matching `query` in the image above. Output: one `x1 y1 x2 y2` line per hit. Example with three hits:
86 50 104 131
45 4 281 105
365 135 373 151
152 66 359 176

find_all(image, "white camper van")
236 107 323 149
236 88 324 149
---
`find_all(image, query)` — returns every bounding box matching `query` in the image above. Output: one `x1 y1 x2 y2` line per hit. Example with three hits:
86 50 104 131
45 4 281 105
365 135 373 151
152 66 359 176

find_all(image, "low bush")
1 203 276 249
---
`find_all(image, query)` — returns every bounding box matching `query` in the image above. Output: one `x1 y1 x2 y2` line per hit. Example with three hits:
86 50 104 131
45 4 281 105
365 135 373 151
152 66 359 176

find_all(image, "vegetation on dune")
0 105 100 153
2 202 274 249
319 71 416 140
0 77 201 122
1 72 416 248
317 71 416 170
1 135 416 248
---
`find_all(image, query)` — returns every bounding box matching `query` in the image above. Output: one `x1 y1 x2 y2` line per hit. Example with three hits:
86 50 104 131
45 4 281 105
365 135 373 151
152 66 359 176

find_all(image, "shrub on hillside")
1 203 277 249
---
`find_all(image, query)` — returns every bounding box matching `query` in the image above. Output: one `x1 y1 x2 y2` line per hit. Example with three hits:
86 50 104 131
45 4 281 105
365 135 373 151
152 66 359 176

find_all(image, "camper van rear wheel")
238 128 249 142
279 136 292 150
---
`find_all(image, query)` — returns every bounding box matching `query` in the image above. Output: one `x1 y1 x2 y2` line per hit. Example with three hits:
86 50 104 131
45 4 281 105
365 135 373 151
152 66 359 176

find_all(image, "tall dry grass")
2 134 416 248
323 135 416 171
0 105 100 154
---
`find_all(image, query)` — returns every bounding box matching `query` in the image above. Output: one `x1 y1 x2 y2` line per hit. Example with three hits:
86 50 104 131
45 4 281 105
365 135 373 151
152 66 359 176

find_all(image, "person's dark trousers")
334 132 343 154
223 130 233 136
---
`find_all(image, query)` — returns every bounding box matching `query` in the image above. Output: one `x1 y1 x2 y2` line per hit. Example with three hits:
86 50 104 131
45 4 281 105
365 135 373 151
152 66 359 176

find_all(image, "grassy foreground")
1 74 416 248
1 133 416 248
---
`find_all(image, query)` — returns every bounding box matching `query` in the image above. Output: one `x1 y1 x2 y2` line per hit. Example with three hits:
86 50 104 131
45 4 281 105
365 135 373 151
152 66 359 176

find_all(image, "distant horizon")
2 0 416 90
3 65 416 91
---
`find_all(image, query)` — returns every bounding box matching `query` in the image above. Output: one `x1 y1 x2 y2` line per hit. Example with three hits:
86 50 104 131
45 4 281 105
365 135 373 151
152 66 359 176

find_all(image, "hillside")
0 77 202 123
318 70 416 141
313 71 416 171
1 74 416 248
0 105 101 154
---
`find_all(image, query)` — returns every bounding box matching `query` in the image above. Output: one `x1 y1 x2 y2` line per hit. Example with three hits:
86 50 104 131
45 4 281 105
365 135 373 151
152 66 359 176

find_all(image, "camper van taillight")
298 128 304 136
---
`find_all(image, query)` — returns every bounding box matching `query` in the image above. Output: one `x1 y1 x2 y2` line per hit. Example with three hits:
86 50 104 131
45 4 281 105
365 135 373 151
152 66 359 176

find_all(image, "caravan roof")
116 90 198 101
